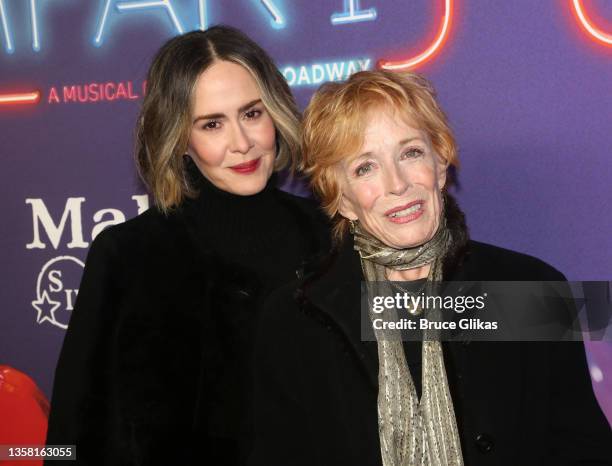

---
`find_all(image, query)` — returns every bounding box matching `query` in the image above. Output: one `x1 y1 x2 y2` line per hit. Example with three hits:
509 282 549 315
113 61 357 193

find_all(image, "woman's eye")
245 108 262 119
203 120 220 130
355 162 374 177
401 148 424 160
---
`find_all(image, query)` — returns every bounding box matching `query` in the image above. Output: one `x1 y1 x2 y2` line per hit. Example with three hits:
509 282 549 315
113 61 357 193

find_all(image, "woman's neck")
386 263 431 281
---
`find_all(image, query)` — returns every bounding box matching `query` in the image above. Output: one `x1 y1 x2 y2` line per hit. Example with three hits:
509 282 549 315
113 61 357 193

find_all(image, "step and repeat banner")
1 0 611 422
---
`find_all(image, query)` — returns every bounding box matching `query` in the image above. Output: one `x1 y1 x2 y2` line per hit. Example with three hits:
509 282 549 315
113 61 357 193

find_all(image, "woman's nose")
229 122 252 154
385 165 410 196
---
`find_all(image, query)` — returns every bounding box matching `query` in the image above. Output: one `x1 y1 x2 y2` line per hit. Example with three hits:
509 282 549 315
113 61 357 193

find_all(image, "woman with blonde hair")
250 70 612 465
45 26 328 465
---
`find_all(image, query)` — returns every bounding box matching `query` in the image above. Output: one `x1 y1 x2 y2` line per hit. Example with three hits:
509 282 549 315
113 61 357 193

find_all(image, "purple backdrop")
1 0 610 424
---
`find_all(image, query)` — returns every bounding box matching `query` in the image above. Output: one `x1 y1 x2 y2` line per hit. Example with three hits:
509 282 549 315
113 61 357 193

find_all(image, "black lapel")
299 237 379 389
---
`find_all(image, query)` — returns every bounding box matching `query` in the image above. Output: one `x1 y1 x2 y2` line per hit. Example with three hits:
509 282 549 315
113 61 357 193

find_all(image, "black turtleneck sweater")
185 171 309 296
180 167 327 464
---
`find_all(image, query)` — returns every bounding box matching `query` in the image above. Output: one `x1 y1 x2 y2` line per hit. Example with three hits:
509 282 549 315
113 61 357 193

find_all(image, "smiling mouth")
385 201 423 217
385 201 425 223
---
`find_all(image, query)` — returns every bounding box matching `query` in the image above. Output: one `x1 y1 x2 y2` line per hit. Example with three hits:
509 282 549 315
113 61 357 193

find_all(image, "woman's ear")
185 144 194 159
338 194 359 221
436 156 448 191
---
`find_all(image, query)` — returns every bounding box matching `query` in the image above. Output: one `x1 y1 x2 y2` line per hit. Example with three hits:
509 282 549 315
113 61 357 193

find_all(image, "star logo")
32 290 61 325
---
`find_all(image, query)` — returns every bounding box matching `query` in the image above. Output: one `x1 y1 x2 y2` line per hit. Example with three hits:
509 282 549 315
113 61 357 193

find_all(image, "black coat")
250 237 612 466
45 189 329 466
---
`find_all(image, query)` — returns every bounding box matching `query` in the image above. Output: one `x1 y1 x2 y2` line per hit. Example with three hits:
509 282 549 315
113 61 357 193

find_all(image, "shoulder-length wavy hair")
136 25 301 212
301 70 459 242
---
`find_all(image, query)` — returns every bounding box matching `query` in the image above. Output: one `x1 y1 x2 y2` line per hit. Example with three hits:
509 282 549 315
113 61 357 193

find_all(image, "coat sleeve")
45 225 204 465
44 228 124 465
541 270 612 464
548 340 612 465
544 267 612 466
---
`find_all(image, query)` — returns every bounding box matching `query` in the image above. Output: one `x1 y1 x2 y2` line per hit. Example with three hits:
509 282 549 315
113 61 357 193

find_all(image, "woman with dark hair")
250 70 612 465
45 26 328 465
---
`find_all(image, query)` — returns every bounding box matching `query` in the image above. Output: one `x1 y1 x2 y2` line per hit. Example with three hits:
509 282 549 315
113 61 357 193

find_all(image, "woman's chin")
227 172 270 196
384 230 435 250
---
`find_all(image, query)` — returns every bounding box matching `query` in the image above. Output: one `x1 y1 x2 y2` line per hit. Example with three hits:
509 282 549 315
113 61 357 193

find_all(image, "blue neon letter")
331 0 377 25
30 0 41 51
0 0 14 53
94 0 184 47
198 0 207 30
257 0 285 29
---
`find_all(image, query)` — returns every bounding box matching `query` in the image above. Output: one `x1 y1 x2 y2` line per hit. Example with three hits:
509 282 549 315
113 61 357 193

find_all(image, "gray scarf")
353 216 464 466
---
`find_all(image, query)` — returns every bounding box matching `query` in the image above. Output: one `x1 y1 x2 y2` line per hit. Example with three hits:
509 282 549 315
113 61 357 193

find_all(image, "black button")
474 433 494 453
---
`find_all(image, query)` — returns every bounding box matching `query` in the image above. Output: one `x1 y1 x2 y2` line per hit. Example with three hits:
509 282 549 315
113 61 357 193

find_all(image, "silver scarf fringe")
354 220 464 466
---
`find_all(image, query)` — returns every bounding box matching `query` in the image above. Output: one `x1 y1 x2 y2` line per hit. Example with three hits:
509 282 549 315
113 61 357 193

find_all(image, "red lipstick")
229 158 261 174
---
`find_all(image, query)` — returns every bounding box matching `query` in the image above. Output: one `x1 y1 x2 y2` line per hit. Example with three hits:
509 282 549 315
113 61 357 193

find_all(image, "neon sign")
379 0 453 70
0 0 287 52
331 0 377 25
571 0 612 47
260 0 285 28
0 91 40 104
0 1 455 106
0 0 450 61
0 0 14 53
282 58 371 87
30 0 40 51
0 0 45 53
95 0 286 46
0 0 453 61
96 0 187 46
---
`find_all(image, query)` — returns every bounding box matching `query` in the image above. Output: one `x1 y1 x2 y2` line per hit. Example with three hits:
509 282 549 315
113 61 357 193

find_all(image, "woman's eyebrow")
355 151 373 160
192 99 262 124
238 98 262 113
353 137 423 159
193 112 225 124
398 136 422 146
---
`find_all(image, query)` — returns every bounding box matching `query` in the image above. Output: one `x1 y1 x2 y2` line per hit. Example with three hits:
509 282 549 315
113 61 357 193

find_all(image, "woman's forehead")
192 61 260 109
362 104 422 130
358 111 427 148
